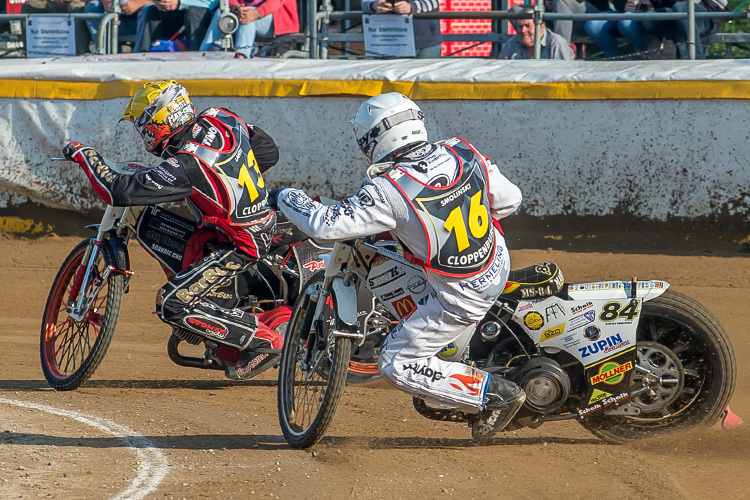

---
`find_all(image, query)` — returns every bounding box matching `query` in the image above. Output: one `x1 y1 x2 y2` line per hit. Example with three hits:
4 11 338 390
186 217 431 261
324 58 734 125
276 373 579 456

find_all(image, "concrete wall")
2 56 750 223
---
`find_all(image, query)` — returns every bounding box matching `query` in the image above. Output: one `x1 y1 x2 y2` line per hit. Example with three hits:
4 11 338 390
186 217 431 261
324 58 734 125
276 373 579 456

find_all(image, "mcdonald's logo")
393 295 417 319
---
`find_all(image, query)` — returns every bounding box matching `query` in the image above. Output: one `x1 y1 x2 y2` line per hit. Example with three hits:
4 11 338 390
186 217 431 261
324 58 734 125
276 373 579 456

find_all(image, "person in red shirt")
199 0 299 58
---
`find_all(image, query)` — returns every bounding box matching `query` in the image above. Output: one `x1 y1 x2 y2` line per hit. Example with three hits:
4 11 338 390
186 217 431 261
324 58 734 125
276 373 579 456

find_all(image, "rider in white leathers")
273 93 527 438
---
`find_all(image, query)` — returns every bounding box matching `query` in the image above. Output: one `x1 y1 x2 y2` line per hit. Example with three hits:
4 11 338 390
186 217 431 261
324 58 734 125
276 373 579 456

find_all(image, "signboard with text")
362 14 416 58
25 17 76 58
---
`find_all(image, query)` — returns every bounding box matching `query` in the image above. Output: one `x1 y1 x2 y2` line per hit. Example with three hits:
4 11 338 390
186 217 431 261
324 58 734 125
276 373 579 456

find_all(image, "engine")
514 358 571 414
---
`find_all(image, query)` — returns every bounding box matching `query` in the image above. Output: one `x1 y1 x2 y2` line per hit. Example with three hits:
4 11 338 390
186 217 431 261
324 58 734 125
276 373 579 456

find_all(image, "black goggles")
356 108 424 150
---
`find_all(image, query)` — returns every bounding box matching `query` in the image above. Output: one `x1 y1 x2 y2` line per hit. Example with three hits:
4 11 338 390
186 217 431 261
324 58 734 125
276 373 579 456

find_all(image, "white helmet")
351 92 428 163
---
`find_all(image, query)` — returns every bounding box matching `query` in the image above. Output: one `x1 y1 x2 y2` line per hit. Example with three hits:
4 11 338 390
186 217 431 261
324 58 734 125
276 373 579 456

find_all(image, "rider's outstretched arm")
275 180 403 241
63 142 193 206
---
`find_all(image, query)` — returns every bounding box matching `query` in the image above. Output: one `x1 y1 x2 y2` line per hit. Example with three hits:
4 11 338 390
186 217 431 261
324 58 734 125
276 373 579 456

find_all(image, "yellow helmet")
122 80 196 155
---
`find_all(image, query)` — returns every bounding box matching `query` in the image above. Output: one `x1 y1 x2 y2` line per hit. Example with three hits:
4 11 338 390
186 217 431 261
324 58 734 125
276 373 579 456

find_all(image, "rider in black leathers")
64 79 282 379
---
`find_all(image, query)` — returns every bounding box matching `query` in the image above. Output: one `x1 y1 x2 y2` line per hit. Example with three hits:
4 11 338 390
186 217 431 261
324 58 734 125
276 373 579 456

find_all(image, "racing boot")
225 349 277 380
224 319 284 380
471 376 526 441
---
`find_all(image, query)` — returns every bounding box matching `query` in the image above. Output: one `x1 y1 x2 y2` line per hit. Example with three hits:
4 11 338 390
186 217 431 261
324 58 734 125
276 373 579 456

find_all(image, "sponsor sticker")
517 302 533 313
234 353 269 378
175 262 240 303
544 302 566 322
439 342 458 357
540 323 566 342
523 311 544 330
393 295 417 319
303 259 325 272
184 315 229 340
588 388 612 404
407 275 427 294
579 392 631 417
583 325 600 341
562 334 581 349
579 333 631 359
568 310 596 331
381 287 406 301
589 360 634 385
570 301 594 315
369 266 406 289
402 363 444 382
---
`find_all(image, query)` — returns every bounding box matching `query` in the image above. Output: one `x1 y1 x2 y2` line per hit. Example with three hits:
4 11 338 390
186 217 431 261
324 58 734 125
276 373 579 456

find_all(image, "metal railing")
0 11 120 55
313 1 750 60
0 0 305 56
2 0 748 59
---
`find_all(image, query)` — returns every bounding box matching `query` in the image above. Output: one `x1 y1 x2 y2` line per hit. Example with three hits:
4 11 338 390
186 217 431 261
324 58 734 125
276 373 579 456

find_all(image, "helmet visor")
355 108 425 153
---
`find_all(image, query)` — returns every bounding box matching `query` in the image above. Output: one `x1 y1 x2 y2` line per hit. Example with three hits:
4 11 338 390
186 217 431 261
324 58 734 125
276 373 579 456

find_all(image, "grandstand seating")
1 0 749 59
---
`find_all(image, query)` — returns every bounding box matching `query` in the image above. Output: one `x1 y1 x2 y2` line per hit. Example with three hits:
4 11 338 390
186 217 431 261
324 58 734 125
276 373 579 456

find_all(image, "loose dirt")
1 234 748 499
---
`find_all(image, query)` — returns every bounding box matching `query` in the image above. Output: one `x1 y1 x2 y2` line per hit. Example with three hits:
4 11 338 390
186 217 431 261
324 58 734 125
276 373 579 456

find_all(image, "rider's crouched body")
273 92 527 438
64 80 281 380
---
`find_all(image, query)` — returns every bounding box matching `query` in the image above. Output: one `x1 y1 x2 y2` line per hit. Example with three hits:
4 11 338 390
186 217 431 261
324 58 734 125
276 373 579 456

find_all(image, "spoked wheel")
581 289 736 443
40 240 124 391
277 278 353 448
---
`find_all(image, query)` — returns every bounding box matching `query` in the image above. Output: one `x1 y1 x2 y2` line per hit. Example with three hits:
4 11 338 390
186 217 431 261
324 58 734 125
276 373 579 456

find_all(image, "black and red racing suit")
68 107 283 353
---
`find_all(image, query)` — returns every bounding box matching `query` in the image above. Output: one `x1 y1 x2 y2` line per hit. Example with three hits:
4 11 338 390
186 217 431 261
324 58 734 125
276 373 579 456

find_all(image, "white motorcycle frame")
513 280 670 368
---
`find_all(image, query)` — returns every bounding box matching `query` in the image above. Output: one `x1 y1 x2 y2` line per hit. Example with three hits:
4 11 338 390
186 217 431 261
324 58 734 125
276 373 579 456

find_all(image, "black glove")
62 141 86 161
267 188 283 211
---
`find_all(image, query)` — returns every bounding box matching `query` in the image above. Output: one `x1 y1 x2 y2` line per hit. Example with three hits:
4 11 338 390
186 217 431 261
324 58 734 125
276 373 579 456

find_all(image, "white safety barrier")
1 55 749 221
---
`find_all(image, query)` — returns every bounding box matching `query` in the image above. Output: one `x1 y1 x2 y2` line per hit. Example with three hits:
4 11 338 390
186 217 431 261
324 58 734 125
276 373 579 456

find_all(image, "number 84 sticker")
599 300 639 323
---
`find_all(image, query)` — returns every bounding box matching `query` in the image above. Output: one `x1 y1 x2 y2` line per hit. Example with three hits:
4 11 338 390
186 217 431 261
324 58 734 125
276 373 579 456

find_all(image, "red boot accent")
216 346 243 362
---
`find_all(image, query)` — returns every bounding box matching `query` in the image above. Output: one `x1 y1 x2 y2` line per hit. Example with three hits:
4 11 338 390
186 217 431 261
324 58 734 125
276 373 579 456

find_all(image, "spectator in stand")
499 6 575 59
84 0 150 49
586 0 687 59
133 0 217 51
583 0 630 58
669 0 725 59
623 0 726 59
199 0 299 58
547 0 609 44
21 0 92 53
0 1 8 35
362 0 442 58
616 0 678 58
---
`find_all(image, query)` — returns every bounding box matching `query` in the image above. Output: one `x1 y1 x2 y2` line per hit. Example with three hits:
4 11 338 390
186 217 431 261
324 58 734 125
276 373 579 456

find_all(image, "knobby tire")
581 289 736 443
278 276 353 448
40 239 124 391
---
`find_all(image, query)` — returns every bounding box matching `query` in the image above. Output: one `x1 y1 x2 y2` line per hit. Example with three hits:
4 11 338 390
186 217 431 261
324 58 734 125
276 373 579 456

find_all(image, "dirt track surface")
1 234 748 500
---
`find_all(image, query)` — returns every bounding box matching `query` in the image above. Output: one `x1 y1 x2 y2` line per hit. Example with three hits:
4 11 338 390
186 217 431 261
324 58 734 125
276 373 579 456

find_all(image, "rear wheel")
581 289 736 443
277 280 353 448
40 240 124 391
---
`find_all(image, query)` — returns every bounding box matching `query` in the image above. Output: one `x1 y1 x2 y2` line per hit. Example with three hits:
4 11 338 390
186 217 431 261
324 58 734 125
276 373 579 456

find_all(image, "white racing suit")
276 138 522 412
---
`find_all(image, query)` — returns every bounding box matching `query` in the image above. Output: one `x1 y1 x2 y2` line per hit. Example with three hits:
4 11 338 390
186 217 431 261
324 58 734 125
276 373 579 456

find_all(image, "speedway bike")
40 158 329 391
277 236 737 448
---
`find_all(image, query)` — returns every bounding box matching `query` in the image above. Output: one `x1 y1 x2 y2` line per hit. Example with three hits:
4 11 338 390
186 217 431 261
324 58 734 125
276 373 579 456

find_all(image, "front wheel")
40 239 124 391
277 280 353 448
580 289 737 443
